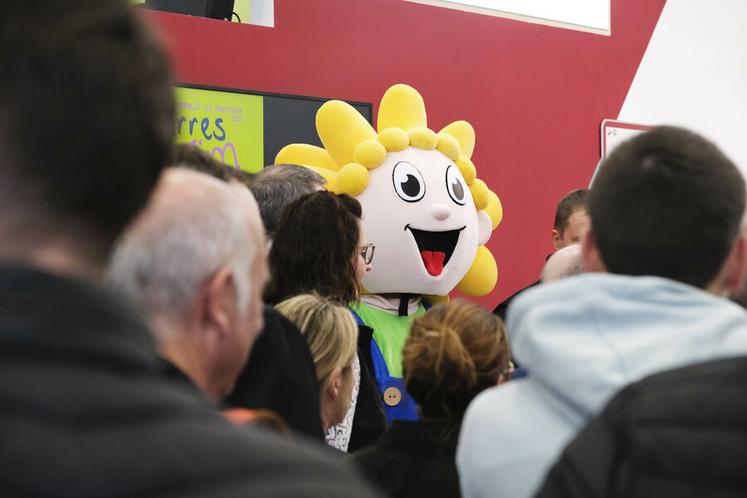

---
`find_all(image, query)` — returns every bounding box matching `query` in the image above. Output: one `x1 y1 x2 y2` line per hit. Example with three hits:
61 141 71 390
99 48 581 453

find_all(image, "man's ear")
721 234 747 295
199 266 237 347
581 229 606 273
551 229 562 251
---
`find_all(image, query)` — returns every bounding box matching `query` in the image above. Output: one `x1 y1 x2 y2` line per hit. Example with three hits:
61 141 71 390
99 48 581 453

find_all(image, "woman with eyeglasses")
350 299 512 497
264 190 385 452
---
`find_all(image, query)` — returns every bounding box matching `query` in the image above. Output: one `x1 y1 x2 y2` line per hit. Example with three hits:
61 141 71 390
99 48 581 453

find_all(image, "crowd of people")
3 1 747 497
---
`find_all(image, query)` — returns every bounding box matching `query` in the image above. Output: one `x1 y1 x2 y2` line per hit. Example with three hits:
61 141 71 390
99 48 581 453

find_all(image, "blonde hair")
275 294 358 384
403 299 510 420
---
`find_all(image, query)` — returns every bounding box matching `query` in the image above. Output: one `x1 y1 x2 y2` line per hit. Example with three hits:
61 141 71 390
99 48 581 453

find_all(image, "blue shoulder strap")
349 308 365 326
351 306 418 423
370 339 418 423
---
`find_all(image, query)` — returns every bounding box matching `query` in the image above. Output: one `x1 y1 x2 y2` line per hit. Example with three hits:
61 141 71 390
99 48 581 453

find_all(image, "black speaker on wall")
145 0 236 21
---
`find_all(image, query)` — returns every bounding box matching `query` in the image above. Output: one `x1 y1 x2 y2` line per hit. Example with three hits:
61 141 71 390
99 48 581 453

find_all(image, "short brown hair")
403 300 510 420
170 143 255 186
170 143 232 179
553 189 589 233
590 126 745 288
0 0 174 256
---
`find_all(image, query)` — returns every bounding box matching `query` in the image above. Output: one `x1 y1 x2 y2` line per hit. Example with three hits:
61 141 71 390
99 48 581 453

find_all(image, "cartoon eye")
392 161 426 202
445 165 466 205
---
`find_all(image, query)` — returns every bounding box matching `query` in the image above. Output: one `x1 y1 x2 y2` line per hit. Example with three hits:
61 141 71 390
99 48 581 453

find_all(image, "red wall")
148 0 666 309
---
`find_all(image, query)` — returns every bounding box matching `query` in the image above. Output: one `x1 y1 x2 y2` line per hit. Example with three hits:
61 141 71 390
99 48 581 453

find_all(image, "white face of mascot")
357 147 479 295
275 84 502 298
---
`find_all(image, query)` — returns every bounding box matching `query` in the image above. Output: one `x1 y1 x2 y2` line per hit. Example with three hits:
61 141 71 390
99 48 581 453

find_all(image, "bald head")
541 243 584 284
106 168 267 400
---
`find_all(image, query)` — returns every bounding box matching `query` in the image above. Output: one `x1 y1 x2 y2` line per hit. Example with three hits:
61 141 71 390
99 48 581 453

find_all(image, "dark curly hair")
264 191 363 305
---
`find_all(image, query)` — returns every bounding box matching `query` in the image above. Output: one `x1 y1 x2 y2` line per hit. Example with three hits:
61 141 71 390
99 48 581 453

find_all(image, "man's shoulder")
459 379 576 467
0 348 376 497
220 428 380 497
609 355 747 427
0 380 377 497
462 380 551 445
464 378 549 425
145 421 381 497
458 380 576 498
535 357 747 498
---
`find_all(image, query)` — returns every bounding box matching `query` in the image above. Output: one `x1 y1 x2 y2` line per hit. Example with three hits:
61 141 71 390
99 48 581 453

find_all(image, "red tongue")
420 250 446 276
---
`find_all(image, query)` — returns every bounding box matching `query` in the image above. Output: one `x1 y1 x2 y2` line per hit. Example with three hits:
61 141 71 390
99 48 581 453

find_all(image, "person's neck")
318 381 336 432
361 293 422 315
702 264 732 298
0 244 105 283
155 320 221 402
25 246 104 283
319 403 333 433
0 219 113 282
705 280 730 298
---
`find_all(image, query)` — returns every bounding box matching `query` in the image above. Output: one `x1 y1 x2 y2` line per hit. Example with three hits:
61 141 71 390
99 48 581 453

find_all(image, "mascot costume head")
276 84 502 424
277 83 502 297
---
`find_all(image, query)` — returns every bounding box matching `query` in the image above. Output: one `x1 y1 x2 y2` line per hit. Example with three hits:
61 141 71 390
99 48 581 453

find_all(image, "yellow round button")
383 387 402 407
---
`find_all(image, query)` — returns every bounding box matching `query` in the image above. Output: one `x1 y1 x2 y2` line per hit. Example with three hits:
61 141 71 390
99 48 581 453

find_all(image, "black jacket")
350 323 387 452
349 420 462 498
493 280 540 322
228 306 325 440
536 356 747 498
0 264 379 497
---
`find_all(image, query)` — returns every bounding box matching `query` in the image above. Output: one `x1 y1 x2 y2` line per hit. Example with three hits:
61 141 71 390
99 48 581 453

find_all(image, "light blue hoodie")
457 273 747 498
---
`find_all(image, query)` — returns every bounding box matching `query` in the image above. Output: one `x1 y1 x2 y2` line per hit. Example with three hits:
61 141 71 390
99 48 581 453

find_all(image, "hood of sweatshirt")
507 273 747 419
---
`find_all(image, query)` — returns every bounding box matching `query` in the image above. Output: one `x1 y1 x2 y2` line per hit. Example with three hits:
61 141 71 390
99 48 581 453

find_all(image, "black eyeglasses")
358 243 375 265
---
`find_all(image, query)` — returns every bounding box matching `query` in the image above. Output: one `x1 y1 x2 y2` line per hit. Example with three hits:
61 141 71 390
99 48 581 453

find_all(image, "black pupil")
402 174 421 197
451 178 464 200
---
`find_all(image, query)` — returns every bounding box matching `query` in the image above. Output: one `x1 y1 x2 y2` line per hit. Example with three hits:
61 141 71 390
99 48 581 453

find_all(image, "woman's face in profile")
354 220 372 285
333 361 356 426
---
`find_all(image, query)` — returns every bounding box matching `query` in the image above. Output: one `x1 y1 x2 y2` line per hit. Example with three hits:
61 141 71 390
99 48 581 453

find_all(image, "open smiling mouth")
405 224 465 276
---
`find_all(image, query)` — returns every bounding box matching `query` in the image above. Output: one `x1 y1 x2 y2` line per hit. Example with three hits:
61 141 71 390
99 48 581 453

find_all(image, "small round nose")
431 203 452 220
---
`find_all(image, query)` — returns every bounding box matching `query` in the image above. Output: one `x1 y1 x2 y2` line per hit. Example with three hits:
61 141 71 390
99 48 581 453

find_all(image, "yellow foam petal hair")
275 143 339 171
334 163 369 196
377 84 427 132
316 100 377 167
470 179 489 211
485 190 503 229
408 127 438 150
354 139 387 169
440 121 475 159
378 128 410 152
436 133 461 161
456 246 498 296
455 155 476 184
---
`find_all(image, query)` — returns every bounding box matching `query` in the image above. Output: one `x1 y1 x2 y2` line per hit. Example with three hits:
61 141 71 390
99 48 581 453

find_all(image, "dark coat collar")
0 263 160 372
377 419 461 455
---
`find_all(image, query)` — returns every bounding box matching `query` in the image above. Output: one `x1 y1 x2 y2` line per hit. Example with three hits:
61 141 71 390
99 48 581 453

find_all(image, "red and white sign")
600 119 652 160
